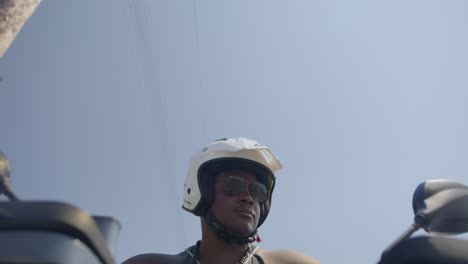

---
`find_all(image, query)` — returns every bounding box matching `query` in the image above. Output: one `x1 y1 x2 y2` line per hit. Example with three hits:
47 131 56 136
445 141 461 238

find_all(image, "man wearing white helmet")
124 137 319 264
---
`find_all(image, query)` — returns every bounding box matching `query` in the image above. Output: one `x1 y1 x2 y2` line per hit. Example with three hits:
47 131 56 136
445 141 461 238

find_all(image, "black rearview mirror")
380 179 468 263
412 179 468 234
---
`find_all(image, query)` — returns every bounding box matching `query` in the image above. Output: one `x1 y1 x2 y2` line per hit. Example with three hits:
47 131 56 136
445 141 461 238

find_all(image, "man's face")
211 169 263 236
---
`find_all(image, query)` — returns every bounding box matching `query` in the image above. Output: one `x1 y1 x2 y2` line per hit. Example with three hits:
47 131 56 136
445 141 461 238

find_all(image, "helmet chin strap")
204 210 258 245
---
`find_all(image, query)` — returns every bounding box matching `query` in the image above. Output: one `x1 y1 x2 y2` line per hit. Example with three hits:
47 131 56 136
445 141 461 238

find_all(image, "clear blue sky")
1 1 468 263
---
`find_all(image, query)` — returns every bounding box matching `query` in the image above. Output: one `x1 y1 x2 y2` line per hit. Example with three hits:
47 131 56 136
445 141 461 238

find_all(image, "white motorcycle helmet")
182 137 283 230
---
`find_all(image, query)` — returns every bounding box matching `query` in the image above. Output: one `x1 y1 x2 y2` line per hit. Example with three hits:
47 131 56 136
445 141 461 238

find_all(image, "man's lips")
233 209 256 218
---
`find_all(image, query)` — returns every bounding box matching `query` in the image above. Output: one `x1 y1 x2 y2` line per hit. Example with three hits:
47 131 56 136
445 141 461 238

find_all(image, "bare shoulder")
256 248 320 264
121 253 184 264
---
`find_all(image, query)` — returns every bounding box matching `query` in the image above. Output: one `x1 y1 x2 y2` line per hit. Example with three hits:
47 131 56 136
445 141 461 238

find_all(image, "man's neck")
198 236 251 264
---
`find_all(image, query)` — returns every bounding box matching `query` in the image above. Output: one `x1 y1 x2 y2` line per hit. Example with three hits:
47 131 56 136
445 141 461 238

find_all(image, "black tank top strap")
252 253 265 264
177 244 197 264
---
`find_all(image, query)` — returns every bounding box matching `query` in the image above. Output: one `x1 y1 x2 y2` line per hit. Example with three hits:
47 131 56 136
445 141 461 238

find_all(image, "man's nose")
238 185 254 204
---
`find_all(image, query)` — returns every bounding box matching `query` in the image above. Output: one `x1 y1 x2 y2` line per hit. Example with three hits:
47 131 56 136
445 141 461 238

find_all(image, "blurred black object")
0 150 120 263
380 236 468 264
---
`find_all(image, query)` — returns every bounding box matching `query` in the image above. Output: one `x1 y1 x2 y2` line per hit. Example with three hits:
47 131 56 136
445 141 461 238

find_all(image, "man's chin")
228 225 256 237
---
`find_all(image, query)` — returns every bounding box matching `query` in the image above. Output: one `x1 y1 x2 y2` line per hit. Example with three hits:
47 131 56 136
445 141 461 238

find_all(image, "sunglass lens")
222 176 268 202
249 182 267 202
222 176 245 196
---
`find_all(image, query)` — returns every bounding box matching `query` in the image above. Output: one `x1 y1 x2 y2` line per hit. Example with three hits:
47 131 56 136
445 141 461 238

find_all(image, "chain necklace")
236 244 253 264
186 241 256 264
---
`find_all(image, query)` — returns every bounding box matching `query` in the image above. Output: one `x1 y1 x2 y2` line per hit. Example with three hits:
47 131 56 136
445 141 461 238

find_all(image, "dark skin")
122 170 320 264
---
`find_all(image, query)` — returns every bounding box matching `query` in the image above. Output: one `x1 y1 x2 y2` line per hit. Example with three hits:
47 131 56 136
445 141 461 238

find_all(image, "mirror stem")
380 223 420 259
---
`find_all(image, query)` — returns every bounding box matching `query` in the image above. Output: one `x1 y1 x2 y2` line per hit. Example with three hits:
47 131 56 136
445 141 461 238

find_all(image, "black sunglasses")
221 176 268 202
